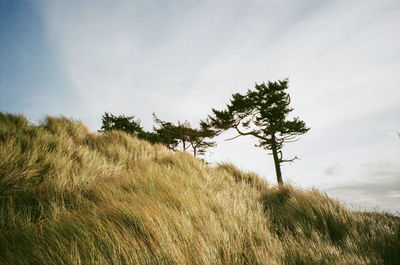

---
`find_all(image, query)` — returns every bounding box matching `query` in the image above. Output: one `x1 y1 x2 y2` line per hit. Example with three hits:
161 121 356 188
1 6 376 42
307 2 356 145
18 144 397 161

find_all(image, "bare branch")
235 126 268 141
280 156 299 163
282 135 296 140
225 134 243 141
284 138 300 143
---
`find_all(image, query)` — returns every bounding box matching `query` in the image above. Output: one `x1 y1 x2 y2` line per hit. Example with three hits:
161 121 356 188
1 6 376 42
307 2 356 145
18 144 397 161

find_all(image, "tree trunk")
193 147 197 157
271 134 283 185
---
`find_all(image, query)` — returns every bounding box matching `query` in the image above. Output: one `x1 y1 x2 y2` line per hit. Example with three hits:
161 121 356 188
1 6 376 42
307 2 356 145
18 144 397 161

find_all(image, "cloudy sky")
1 0 399 214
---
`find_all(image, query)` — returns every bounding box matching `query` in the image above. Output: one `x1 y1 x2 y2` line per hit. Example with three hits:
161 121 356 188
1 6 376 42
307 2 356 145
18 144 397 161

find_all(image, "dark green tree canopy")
207 79 309 184
186 122 217 157
100 112 161 144
153 114 217 157
152 114 181 150
100 112 143 136
100 112 217 157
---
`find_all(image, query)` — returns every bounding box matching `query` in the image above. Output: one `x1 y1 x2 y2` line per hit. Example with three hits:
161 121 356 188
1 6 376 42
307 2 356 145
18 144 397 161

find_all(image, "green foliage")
186 121 217 157
152 113 181 150
100 112 144 135
100 112 217 157
207 79 309 183
100 112 164 145
153 113 217 157
209 79 310 148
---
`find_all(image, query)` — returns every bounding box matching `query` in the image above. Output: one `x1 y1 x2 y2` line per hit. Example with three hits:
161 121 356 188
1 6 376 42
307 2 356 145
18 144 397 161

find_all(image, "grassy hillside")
0 113 399 265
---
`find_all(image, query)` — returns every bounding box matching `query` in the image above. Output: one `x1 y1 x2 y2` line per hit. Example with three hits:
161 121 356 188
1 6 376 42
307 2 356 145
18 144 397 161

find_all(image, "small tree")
187 122 217 157
100 112 143 136
153 113 217 157
207 79 309 184
100 112 163 144
152 115 180 151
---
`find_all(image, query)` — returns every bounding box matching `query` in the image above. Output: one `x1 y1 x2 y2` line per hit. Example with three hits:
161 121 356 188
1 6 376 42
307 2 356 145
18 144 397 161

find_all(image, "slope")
0 113 399 264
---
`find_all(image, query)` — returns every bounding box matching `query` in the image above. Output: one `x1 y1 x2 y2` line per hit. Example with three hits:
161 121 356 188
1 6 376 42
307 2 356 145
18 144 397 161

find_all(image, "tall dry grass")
0 113 399 264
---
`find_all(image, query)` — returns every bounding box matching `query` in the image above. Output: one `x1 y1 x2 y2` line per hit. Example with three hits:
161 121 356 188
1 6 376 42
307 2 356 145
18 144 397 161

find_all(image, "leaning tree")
207 79 309 184
186 122 217 157
100 112 162 144
100 112 143 135
153 113 217 157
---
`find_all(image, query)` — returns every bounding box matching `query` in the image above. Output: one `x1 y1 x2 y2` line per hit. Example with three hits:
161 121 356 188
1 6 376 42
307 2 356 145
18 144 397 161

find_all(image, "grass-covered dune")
0 113 399 265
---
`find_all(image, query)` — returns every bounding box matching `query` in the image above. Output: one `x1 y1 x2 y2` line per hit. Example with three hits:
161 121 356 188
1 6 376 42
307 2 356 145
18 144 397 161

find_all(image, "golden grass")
0 113 399 264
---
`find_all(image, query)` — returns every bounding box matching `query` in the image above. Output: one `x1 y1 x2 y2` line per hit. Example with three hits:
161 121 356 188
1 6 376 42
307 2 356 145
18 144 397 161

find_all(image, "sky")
1 0 399 214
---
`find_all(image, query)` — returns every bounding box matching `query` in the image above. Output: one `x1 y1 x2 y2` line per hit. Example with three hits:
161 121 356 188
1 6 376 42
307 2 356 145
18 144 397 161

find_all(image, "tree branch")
284 138 300 143
225 134 243 141
235 126 268 141
280 156 299 163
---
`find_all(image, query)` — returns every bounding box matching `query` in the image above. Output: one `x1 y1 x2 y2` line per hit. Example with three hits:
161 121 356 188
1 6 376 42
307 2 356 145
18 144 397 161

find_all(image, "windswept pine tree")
153 113 217 157
207 79 309 184
186 123 216 157
152 114 188 151
100 112 162 144
100 112 143 135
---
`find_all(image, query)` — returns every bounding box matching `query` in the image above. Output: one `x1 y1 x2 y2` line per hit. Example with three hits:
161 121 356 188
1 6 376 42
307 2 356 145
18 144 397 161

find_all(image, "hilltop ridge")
0 113 399 264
